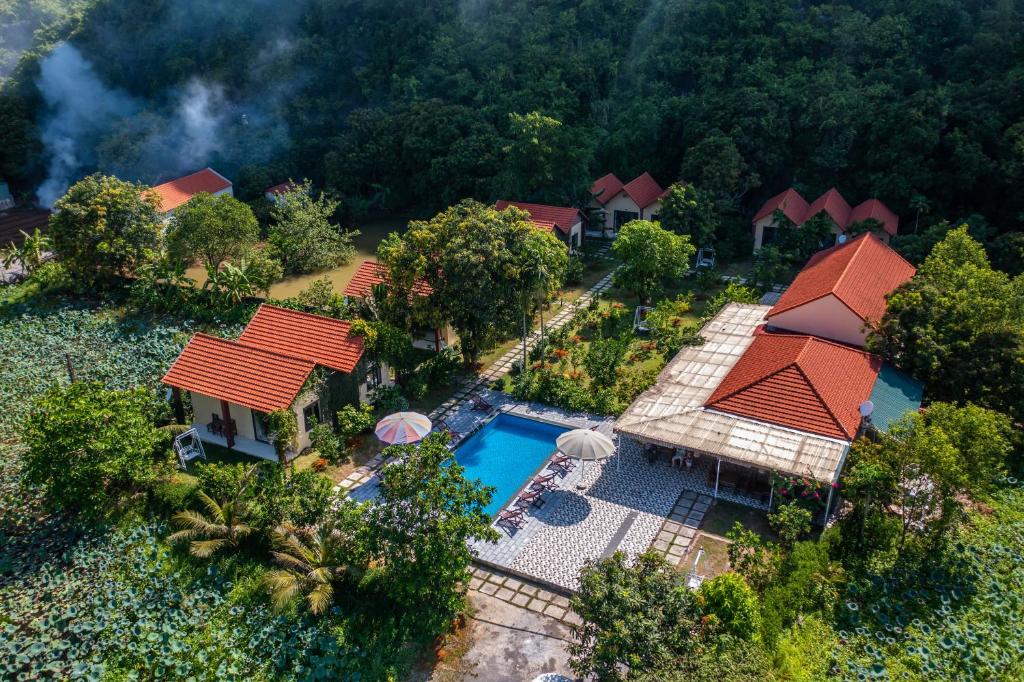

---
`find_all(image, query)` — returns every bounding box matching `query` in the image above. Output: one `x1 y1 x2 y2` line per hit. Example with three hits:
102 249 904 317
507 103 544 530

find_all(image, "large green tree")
165 192 259 270
21 382 163 518
363 432 498 631
869 226 1024 421
569 551 702 681
268 182 356 275
49 174 161 286
378 199 566 366
612 219 695 302
658 182 718 247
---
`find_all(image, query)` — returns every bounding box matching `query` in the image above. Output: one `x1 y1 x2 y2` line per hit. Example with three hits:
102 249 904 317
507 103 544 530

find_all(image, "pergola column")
767 470 774 511
220 399 234 448
713 458 721 499
824 481 836 521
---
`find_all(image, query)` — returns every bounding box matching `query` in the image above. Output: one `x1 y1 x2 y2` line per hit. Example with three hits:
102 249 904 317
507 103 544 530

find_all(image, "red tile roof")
705 333 882 440
343 259 434 299
266 181 298 196
149 168 232 213
237 304 365 373
753 188 810 224
495 200 582 235
805 187 852 228
849 198 899 236
589 173 624 205
768 233 916 324
753 187 900 236
622 172 665 209
161 333 314 413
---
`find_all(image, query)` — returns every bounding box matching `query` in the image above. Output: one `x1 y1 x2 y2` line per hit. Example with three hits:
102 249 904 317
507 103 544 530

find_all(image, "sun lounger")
515 489 545 509
548 454 575 472
469 393 493 412
529 472 559 490
497 508 525 528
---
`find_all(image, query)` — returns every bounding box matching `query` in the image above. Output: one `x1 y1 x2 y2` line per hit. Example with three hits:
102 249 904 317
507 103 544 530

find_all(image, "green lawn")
699 500 777 540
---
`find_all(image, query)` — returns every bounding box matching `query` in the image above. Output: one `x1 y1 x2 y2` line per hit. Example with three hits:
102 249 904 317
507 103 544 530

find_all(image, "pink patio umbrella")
375 411 433 445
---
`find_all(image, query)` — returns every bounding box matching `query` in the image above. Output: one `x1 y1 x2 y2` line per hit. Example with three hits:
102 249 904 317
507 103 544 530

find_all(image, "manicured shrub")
697 572 761 641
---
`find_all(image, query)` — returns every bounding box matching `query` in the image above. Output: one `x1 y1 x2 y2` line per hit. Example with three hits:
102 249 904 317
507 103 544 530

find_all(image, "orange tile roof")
590 173 624 205
265 181 298 196
161 333 314 413
495 200 582 235
805 187 852 228
149 168 232 213
343 259 433 299
849 198 899 236
622 172 665 209
768 233 916 324
753 187 810 224
705 333 882 440
238 304 365 373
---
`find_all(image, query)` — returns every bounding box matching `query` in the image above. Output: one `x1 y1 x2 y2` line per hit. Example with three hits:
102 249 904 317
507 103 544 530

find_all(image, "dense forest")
2 0 1023 258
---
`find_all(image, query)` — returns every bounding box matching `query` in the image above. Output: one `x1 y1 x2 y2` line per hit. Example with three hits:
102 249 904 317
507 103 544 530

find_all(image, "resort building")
495 200 585 250
587 171 667 236
343 259 453 352
148 168 233 217
752 186 899 251
264 181 299 204
161 304 390 461
764 233 916 347
615 302 921 516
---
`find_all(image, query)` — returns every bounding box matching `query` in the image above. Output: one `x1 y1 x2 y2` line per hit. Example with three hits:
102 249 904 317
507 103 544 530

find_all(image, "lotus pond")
831 482 1024 681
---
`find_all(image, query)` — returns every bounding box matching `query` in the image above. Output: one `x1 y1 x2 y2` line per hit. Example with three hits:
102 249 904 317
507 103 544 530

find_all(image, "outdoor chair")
548 454 575 473
515 489 545 509
497 508 525 529
437 419 461 438
530 472 559 490
469 393 494 412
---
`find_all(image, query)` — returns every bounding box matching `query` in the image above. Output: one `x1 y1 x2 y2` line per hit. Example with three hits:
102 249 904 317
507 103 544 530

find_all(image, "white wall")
753 216 845 252
766 294 868 347
602 191 641 230
190 392 257 441
646 199 663 222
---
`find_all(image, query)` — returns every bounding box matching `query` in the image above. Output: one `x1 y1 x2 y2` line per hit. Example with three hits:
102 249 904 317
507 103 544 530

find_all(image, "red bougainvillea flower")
553 348 569 359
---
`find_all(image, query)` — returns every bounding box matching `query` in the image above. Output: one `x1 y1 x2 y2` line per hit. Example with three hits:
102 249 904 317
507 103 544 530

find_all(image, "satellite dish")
859 400 874 418
837 234 848 244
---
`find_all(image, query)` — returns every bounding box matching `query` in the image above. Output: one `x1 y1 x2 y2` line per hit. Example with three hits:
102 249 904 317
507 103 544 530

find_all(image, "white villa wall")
191 392 258 441
647 199 663 222
602 191 641 230
753 216 844 251
766 294 868 347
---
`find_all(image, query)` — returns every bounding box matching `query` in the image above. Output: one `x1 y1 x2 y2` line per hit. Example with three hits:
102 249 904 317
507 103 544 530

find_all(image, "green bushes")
20 382 167 519
697 573 761 641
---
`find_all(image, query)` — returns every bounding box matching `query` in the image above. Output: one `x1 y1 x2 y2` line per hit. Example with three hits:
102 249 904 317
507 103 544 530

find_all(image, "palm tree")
169 490 253 558
1 228 51 275
262 522 363 615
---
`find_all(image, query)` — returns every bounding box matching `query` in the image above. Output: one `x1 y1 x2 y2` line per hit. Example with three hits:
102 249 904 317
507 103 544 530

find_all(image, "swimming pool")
453 413 570 517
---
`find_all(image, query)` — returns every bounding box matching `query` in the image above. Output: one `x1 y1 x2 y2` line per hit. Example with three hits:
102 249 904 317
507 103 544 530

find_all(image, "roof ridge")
254 303 354 331
789 358 851 439
192 331 317 367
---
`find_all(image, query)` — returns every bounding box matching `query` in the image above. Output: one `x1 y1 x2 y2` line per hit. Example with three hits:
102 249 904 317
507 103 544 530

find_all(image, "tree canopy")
378 199 567 365
48 174 161 287
612 219 695 302
869 226 1024 421
165 192 259 270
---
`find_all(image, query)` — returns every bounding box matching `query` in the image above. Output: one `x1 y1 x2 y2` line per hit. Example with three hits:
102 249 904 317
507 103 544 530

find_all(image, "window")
650 213 660 223
613 210 639 229
366 362 383 390
302 402 321 432
252 412 270 443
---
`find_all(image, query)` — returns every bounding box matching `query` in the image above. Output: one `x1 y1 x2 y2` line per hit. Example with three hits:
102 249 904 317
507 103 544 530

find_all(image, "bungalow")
161 304 391 461
615 302 922 517
752 186 899 251
149 168 233 217
343 259 454 352
495 200 585 250
264 181 299 204
765 233 916 347
587 172 667 236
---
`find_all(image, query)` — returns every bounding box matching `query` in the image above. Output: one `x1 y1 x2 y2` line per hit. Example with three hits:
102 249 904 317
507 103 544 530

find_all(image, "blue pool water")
453 414 569 517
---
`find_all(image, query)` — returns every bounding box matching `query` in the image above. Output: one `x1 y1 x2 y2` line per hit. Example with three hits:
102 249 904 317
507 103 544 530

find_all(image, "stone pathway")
331 270 617 499
647 490 713 567
468 565 580 626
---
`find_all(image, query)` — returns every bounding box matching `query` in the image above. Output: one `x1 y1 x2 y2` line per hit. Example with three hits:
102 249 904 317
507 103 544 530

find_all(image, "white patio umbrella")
375 411 432 445
556 428 615 489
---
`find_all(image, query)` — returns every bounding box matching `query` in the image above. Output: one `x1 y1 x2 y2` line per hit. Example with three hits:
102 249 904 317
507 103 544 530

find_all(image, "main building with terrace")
616 232 921 516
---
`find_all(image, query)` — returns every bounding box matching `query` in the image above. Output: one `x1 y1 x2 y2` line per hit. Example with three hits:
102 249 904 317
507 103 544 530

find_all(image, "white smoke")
34 42 286 207
35 44 139 207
